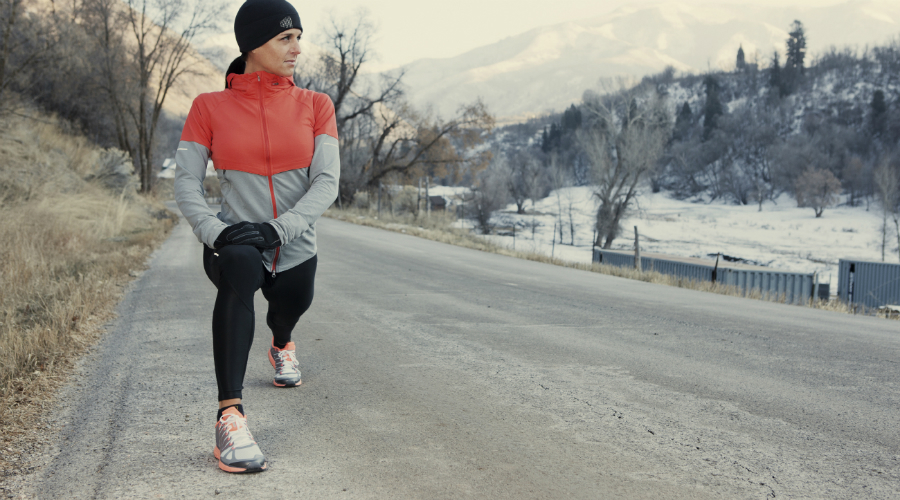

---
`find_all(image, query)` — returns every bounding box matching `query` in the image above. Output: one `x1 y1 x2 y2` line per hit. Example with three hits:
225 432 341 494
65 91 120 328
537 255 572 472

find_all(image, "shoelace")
220 414 256 450
275 349 299 372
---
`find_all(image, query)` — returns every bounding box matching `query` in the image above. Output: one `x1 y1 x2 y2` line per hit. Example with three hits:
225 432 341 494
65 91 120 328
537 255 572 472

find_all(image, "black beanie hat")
234 0 302 53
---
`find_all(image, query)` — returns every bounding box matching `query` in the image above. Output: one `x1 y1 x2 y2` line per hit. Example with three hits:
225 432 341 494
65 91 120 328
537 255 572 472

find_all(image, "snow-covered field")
479 187 891 294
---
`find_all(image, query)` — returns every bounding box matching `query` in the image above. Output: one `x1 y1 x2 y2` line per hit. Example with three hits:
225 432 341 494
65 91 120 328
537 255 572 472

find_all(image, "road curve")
23 215 900 499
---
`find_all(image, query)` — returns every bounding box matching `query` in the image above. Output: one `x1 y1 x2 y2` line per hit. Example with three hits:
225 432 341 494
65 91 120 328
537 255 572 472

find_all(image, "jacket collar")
227 71 295 98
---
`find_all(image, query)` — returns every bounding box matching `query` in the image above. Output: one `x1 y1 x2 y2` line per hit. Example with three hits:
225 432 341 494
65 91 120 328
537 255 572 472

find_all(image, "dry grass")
0 102 175 490
325 207 894 319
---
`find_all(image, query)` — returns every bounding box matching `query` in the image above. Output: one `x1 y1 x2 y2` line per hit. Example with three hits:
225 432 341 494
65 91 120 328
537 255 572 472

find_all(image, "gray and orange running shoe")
268 339 302 387
213 407 267 473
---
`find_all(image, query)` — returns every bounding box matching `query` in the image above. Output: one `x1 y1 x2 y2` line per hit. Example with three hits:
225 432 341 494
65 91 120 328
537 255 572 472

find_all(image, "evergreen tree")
769 51 788 97
786 20 806 75
542 123 562 153
736 45 746 71
562 104 582 131
872 89 888 136
673 101 693 141
703 75 723 139
781 20 806 95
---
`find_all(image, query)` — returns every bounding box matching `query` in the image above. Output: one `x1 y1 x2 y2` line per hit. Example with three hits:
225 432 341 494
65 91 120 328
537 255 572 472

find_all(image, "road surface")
23 215 900 498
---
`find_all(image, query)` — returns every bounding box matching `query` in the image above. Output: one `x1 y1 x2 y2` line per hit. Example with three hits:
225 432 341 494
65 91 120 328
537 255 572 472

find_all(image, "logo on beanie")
280 16 293 29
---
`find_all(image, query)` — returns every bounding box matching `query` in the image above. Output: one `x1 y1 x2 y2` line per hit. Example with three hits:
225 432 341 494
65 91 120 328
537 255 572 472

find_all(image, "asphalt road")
22 215 900 499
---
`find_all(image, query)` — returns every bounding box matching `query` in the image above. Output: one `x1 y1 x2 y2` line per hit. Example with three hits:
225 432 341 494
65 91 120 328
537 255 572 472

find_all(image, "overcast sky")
218 0 854 70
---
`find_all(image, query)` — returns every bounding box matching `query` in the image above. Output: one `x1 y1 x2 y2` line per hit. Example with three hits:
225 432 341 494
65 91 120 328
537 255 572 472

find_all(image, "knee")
215 245 263 287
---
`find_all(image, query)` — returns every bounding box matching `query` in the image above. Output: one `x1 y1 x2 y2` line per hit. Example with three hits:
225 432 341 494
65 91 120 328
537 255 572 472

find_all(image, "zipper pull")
257 74 260 81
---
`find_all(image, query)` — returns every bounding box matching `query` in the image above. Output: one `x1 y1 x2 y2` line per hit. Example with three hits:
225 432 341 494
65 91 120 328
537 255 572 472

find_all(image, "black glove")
214 221 281 250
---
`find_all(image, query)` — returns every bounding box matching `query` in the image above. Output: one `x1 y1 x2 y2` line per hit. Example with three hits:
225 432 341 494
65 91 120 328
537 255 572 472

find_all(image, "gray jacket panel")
173 134 340 273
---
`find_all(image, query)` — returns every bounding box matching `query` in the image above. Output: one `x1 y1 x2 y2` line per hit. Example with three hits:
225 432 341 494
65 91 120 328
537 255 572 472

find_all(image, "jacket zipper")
257 74 280 277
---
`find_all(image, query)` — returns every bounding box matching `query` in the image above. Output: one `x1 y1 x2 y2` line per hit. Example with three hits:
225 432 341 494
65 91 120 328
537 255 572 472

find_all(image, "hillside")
0 97 175 488
400 1 900 120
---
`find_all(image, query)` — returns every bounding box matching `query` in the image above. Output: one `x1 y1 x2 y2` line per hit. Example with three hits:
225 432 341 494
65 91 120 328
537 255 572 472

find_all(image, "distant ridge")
399 1 900 120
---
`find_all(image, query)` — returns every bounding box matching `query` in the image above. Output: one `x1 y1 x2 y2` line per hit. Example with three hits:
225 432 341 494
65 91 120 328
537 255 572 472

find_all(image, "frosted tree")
874 160 899 261
794 167 841 218
582 86 670 248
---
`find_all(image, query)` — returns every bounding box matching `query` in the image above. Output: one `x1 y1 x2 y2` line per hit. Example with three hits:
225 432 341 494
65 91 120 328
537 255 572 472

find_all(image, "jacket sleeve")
174 98 228 248
268 94 340 244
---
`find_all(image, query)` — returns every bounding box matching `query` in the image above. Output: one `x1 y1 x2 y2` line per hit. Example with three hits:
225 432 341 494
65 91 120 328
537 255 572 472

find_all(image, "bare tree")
465 165 509 235
505 149 547 214
582 86 670 248
297 9 493 204
364 100 494 190
298 9 404 141
548 153 567 242
794 167 842 217
874 159 899 261
548 153 579 245
82 0 223 193
0 0 52 111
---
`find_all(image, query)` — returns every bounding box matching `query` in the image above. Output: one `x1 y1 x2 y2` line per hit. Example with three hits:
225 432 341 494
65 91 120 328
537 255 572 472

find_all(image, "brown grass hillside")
0 99 175 488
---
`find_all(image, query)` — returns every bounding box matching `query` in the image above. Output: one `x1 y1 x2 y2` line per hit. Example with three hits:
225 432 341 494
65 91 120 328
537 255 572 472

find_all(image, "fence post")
712 252 720 283
634 226 641 271
552 223 556 259
417 177 422 216
813 271 819 305
377 183 382 216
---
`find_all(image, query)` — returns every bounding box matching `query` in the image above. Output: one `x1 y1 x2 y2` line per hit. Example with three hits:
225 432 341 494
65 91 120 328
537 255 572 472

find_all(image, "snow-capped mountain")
400 1 900 121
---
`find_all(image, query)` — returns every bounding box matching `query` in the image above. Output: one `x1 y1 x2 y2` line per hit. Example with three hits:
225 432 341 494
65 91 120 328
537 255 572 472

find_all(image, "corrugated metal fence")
594 249 815 305
594 249 714 282
838 259 900 309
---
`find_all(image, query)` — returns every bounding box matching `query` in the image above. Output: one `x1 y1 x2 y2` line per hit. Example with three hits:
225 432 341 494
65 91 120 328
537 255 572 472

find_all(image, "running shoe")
268 339 302 387
213 407 268 473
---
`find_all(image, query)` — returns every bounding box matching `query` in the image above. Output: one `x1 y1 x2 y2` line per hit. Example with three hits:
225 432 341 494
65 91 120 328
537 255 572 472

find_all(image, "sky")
212 0 855 71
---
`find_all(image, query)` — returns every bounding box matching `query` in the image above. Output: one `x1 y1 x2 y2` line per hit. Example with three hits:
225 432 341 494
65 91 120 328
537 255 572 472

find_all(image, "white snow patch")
482 188 891 296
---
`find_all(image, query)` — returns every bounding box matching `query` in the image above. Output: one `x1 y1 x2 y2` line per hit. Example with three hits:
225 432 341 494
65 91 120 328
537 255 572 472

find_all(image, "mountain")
400 1 900 121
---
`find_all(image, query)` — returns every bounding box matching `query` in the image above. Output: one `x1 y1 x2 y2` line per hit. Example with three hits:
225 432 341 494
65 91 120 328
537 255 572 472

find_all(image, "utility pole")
634 226 641 271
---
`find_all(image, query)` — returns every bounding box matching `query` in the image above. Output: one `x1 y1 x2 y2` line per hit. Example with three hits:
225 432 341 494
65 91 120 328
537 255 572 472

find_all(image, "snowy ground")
475 187 891 295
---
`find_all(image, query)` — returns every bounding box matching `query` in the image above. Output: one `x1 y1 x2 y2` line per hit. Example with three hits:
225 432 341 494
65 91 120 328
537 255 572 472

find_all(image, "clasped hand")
214 221 281 250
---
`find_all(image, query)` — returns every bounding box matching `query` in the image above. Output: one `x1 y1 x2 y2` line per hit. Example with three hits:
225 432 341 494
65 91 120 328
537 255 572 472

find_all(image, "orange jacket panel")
180 71 338 176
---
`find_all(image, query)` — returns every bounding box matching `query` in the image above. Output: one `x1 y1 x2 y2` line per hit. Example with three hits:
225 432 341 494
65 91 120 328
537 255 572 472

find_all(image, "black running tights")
203 245 317 401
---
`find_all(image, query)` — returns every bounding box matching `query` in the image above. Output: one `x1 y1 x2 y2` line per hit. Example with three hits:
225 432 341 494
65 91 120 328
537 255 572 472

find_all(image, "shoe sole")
214 446 268 473
269 350 302 387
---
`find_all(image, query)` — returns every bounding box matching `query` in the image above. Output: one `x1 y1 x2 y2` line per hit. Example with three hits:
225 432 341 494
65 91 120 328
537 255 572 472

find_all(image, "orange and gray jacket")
174 70 339 274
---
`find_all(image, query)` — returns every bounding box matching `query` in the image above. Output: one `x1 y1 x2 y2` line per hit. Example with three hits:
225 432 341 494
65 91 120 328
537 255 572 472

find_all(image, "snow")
400 1 900 120
481 188 890 295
